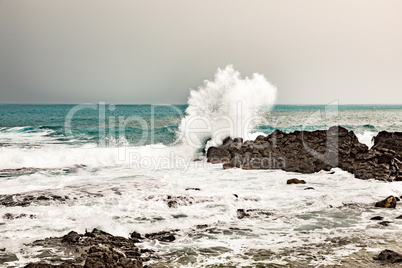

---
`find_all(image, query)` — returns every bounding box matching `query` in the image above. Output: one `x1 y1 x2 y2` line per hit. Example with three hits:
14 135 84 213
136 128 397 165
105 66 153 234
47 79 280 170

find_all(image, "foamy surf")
178 65 277 153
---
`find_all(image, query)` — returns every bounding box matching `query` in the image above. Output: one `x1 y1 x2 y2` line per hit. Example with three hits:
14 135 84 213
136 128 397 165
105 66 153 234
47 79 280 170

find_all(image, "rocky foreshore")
21 229 146 267
207 126 402 181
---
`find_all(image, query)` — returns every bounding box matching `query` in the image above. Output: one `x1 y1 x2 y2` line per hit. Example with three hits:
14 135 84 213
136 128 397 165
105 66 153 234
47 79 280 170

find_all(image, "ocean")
1 103 402 267
0 64 401 268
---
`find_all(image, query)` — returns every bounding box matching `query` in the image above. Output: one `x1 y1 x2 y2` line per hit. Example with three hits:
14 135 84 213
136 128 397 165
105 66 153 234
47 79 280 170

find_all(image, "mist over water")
178 65 277 150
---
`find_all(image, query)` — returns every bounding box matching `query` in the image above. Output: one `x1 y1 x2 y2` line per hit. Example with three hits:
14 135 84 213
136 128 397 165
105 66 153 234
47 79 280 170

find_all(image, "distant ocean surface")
1 103 402 267
1 104 402 147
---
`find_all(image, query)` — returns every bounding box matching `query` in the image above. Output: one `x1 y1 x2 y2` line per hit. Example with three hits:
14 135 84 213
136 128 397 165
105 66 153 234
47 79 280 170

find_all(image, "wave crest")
178 65 277 152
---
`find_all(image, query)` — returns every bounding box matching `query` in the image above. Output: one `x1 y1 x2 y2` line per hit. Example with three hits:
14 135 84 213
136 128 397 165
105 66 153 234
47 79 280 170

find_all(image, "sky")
0 0 401 105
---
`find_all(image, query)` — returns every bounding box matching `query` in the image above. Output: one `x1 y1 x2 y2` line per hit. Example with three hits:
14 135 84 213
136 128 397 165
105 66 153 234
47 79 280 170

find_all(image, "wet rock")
167 200 178 208
84 245 142 268
0 252 18 264
304 187 315 190
185 188 201 191
61 231 80 244
25 263 54 268
0 192 69 207
236 209 250 219
3 213 36 220
243 209 273 218
370 216 384 221
396 215 402 219
207 147 230 164
233 194 238 198
206 126 402 181
145 231 176 242
287 179 306 185
222 163 234 169
379 221 392 226
396 197 401 202
375 196 397 208
25 229 144 267
374 249 402 263
130 231 143 240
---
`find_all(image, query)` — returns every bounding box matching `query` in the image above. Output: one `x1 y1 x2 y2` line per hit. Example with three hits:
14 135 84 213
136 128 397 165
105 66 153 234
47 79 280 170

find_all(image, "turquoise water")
1 104 401 148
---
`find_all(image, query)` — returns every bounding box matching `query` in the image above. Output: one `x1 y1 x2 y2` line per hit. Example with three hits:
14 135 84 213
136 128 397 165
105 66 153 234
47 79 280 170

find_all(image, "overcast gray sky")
0 0 401 104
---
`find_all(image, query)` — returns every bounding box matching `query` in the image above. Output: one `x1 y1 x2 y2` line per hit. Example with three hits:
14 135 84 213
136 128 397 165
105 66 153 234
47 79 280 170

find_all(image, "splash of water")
178 65 277 151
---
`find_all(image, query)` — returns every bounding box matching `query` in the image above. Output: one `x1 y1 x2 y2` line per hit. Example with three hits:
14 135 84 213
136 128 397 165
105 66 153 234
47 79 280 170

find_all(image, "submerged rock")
379 221 392 226
0 252 18 265
185 188 201 191
3 213 36 220
236 209 250 219
145 231 176 242
370 216 384 221
375 196 397 208
375 249 402 263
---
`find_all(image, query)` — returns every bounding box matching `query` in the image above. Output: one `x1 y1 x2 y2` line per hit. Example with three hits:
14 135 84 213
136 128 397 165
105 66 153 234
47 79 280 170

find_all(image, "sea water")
1 67 402 267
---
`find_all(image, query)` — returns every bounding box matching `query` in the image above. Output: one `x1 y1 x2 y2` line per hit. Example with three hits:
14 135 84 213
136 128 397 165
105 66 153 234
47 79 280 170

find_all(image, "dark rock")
222 163 234 169
287 179 306 185
379 221 392 226
375 196 397 208
0 252 18 264
370 216 384 221
25 229 144 267
0 191 70 207
304 187 315 190
396 197 401 202
233 137 243 143
206 126 402 181
185 188 201 191
207 147 230 164
396 215 402 219
167 200 178 208
3 213 36 220
236 209 250 219
233 194 238 198
61 231 80 244
145 231 176 242
374 249 402 263
130 231 143 240
24 263 54 268
84 245 142 268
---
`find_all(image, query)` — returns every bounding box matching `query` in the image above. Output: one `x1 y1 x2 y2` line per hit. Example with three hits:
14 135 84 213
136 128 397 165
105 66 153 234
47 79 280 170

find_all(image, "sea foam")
178 65 277 152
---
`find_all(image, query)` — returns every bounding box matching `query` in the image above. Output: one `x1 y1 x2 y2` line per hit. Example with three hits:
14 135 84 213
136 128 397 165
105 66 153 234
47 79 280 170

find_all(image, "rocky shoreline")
207 126 402 181
0 228 182 267
2 126 402 266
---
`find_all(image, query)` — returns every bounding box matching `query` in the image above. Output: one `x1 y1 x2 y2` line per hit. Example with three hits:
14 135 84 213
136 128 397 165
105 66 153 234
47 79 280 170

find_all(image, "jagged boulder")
206 126 402 181
375 196 397 208
24 229 144 267
375 249 402 263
